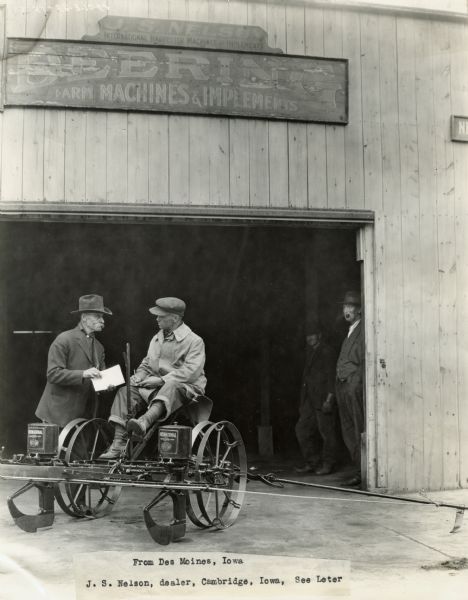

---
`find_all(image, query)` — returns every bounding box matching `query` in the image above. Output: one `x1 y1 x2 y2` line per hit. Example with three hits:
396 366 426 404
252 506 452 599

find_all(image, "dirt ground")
1 457 468 600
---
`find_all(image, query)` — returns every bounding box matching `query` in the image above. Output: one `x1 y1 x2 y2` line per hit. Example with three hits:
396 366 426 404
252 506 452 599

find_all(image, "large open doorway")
0 220 361 456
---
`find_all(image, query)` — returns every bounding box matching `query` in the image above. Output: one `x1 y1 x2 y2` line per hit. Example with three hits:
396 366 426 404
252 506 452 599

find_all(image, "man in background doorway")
100 297 207 459
335 290 365 488
295 320 338 475
35 294 111 427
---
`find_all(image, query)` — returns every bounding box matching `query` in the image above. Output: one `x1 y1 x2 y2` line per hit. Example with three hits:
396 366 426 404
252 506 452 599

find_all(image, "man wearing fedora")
35 294 112 427
100 297 207 460
335 290 365 488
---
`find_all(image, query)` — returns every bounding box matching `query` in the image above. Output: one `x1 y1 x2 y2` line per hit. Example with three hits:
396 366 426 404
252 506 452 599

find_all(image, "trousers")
108 380 188 428
335 374 364 472
295 403 338 466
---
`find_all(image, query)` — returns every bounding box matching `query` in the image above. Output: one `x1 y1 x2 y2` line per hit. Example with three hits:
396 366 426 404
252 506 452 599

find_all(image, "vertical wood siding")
451 22 468 491
266 1 288 208
434 22 459 489
2 0 26 203
416 20 442 491
148 0 169 205
63 101 84 201
398 18 423 491
1 0 467 491
286 3 307 208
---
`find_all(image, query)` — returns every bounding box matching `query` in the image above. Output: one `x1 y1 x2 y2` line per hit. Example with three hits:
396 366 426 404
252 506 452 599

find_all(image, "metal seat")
166 393 213 426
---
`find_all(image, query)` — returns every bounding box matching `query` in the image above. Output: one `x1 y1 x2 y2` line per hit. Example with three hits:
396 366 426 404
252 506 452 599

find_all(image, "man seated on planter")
100 297 207 460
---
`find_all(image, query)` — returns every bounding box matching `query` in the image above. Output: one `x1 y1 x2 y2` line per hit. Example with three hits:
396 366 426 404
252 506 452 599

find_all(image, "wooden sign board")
5 38 348 124
84 16 282 53
451 115 468 142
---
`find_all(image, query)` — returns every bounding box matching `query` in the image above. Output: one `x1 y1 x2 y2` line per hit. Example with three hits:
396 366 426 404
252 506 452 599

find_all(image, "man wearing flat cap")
335 291 365 488
100 297 206 459
35 294 112 427
295 320 338 476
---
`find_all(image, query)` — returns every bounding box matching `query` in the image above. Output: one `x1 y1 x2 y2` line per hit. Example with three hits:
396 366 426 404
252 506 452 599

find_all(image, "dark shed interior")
0 220 360 455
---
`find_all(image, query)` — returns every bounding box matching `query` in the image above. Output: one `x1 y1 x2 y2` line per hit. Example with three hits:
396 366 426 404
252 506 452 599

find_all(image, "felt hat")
71 294 112 315
340 290 361 306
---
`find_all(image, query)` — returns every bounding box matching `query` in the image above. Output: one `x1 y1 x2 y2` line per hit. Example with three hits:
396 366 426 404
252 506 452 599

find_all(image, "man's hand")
83 367 101 379
130 374 142 386
139 375 163 388
322 394 335 414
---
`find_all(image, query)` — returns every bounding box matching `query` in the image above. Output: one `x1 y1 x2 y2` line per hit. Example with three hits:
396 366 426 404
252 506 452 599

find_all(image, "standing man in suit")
295 320 338 475
35 294 112 427
335 291 365 488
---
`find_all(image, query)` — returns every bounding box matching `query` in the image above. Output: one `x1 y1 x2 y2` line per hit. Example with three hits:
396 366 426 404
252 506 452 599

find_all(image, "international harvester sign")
83 15 283 53
5 38 348 124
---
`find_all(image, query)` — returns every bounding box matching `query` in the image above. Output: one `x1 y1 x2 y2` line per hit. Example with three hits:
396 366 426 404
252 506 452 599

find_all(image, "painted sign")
83 16 282 53
451 115 468 142
5 38 348 124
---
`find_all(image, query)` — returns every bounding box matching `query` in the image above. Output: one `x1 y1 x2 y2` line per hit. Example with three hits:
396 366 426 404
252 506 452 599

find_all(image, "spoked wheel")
56 418 89 461
54 419 88 516
56 418 122 518
186 420 247 530
186 421 213 528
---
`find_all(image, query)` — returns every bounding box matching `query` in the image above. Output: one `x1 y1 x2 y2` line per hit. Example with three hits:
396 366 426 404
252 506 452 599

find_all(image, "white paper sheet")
91 365 125 392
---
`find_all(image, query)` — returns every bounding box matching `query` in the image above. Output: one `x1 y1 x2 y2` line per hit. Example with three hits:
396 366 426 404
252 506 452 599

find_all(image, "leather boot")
99 424 128 460
127 402 166 437
294 458 320 474
315 463 335 476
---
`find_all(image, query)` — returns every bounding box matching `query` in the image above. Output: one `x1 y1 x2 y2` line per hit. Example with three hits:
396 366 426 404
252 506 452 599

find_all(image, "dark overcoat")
336 321 364 382
35 325 105 427
300 342 336 410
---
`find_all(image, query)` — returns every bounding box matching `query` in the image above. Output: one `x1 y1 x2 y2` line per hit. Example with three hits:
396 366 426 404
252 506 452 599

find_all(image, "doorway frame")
0 203 373 226
0 203 377 487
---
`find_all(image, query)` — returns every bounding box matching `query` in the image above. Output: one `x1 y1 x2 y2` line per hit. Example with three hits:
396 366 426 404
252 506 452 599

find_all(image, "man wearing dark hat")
35 294 112 427
100 297 206 459
335 291 365 488
295 320 338 475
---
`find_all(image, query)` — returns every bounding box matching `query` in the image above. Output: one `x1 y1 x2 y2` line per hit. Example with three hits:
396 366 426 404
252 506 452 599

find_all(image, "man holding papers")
35 294 112 427
99 297 206 460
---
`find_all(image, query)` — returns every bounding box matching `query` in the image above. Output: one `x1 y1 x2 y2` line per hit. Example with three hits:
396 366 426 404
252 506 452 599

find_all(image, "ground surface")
1 457 467 600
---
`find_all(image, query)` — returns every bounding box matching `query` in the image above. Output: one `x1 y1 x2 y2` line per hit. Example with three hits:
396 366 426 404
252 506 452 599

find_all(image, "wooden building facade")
0 0 467 493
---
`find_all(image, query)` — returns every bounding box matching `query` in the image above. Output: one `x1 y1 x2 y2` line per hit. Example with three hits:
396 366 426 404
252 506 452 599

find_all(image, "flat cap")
149 297 186 317
306 318 322 335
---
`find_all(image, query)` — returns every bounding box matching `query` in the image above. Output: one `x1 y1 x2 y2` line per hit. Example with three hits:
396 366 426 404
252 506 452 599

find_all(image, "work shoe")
340 475 361 488
127 416 147 437
98 439 127 460
294 463 319 474
315 463 335 476
127 402 166 437
98 424 127 460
